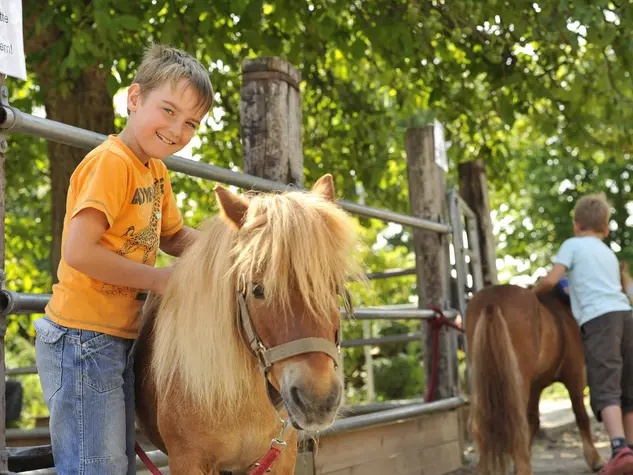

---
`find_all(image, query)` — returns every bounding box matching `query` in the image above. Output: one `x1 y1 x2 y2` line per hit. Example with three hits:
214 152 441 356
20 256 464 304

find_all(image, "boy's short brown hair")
573 193 611 233
133 43 214 114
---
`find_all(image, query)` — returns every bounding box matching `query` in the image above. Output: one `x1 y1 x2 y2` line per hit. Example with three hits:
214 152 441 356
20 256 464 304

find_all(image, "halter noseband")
235 290 343 410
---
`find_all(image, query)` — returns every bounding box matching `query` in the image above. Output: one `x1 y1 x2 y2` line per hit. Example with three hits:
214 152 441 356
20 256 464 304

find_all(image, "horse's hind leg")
527 385 544 448
561 370 604 472
513 385 535 475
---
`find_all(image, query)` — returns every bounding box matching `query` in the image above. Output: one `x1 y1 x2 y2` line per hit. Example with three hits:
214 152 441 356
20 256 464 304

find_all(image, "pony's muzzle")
289 382 341 415
286 379 342 429
280 359 342 430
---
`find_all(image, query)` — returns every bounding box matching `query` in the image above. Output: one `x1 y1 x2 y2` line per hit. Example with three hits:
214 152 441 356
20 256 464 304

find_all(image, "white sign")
0 0 26 80
433 119 448 172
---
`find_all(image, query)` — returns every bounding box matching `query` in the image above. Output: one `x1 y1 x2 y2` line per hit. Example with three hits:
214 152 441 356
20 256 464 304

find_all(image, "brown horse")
134 174 361 474
466 284 603 475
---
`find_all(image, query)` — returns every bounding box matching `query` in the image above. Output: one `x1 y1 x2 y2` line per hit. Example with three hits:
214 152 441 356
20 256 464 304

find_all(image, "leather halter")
235 290 342 411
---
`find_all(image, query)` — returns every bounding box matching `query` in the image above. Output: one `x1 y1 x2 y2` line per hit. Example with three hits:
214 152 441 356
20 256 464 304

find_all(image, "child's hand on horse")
151 267 174 295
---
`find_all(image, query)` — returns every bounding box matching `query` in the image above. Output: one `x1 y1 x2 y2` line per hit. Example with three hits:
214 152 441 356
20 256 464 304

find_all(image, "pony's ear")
311 174 335 202
214 185 249 229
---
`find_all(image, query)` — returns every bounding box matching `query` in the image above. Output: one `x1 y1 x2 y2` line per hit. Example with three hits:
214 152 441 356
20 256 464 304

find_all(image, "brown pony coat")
466 284 603 475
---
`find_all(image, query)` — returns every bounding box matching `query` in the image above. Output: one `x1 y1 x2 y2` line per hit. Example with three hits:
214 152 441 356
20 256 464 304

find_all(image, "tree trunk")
24 19 116 282
458 160 498 287
45 68 115 282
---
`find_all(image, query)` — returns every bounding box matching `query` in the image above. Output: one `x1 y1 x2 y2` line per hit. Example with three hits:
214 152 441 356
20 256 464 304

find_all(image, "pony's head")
212 174 361 430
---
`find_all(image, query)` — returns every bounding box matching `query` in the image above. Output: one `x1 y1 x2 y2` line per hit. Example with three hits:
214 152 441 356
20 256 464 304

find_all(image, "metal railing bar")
364 268 416 280
455 193 477 220
16 448 168 474
340 333 422 348
349 307 458 320
320 396 466 435
0 290 460 321
338 399 426 417
0 291 48 316
6 365 36 376
0 106 451 233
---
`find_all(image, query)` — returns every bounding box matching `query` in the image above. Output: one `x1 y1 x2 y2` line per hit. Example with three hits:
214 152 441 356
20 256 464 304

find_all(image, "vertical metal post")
362 321 375 402
355 183 375 402
337 324 346 406
458 160 499 286
449 189 471 394
0 74 9 474
465 214 485 292
449 191 467 320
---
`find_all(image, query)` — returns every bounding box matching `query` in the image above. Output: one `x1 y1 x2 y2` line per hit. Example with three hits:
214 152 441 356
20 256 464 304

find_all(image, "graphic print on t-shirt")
98 177 165 299
118 177 165 264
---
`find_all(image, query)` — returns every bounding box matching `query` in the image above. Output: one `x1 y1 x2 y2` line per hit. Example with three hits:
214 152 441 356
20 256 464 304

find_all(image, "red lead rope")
135 438 285 475
424 306 465 403
248 446 284 475
135 442 163 475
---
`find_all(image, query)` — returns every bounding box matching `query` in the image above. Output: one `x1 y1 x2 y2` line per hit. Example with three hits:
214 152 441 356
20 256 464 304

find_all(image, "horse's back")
466 284 566 383
466 285 546 377
536 289 586 380
134 293 167 453
466 284 540 336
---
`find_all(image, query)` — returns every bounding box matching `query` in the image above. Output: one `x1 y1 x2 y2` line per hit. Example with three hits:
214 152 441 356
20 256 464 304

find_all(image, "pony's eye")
252 284 265 299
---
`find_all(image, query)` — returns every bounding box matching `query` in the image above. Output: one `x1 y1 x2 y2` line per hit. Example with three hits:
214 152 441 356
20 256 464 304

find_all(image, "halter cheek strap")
236 291 342 411
236 291 341 373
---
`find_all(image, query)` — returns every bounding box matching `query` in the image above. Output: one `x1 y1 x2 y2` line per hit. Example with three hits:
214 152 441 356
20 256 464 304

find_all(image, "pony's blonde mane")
151 187 361 415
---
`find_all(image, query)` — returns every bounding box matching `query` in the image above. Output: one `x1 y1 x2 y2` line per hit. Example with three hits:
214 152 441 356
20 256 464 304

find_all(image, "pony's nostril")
290 386 307 412
327 387 342 409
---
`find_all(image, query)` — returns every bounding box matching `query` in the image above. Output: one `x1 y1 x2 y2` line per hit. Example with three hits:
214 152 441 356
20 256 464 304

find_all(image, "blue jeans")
34 316 136 475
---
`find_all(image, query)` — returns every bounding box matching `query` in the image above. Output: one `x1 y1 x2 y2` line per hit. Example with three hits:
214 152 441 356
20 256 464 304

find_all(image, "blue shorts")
34 316 136 475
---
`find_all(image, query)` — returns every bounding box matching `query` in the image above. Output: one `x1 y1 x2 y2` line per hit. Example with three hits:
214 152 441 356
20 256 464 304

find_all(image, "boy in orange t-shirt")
33 44 214 474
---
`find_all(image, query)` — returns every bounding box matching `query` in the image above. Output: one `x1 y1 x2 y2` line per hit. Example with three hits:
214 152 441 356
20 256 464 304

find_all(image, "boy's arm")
159 226 199 257
64 208 171 294
532 263 567 295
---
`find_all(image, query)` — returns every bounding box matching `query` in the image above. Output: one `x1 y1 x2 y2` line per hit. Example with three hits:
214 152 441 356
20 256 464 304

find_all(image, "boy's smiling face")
126 78 206 163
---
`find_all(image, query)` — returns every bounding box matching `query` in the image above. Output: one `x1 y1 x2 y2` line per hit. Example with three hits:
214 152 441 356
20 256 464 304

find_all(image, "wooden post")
405 126 456 401
240 57 303 187
458 160 498 286
240 57 315 473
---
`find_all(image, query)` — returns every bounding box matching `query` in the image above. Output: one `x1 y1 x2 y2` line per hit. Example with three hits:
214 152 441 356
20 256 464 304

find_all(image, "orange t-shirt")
46 135 183 339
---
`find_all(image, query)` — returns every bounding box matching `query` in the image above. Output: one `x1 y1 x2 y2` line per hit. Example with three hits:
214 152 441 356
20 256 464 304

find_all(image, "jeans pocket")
34 317 66 402
81 332 130 393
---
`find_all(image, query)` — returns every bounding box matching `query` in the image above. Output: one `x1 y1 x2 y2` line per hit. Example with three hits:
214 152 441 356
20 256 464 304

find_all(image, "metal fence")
0 83 479 473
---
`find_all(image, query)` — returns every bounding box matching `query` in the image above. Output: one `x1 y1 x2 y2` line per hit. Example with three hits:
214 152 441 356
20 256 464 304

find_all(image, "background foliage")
7 0 633 425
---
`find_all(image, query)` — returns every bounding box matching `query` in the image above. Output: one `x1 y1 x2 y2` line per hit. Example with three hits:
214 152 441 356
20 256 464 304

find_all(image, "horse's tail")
469 304 529 475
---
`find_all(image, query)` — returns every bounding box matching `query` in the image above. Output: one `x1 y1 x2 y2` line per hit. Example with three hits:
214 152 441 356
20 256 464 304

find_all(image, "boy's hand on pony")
150 267 174 295
532 263 567 295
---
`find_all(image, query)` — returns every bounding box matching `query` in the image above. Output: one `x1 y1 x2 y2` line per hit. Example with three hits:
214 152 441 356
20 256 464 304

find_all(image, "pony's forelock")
232 191 362 323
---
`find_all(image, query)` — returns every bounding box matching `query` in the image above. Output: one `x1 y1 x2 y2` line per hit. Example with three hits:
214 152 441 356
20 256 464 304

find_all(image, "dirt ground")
451 418 613 474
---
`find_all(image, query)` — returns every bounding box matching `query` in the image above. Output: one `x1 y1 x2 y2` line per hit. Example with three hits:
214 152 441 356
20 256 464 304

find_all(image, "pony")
134 174 362 474
466 284 603 475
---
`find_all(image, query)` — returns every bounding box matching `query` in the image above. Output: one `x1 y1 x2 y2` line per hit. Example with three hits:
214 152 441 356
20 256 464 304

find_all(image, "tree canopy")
6 0 633 418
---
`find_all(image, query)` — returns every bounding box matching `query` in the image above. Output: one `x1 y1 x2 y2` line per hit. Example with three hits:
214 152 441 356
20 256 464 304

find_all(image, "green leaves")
12 0 633 406
106 74 121 97
117 15 143 31
497 94 515 126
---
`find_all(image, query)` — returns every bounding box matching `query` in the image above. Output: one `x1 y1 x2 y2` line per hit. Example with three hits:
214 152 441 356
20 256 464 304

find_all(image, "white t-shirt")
554 236 631 326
